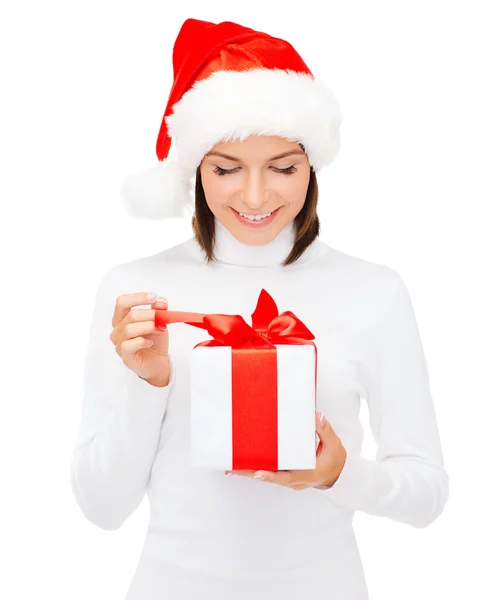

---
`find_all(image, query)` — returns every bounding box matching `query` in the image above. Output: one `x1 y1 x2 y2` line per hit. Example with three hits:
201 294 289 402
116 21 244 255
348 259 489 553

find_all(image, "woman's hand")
109 292 171 387
225 411 347 490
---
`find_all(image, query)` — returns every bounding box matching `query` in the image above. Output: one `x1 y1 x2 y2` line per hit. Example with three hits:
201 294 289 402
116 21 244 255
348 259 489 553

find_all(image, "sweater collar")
212 218 299 267
185 218 324 268
187 218 326 268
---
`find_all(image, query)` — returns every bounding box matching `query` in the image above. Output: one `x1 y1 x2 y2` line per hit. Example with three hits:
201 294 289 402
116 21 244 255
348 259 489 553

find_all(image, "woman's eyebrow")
205 150 304 162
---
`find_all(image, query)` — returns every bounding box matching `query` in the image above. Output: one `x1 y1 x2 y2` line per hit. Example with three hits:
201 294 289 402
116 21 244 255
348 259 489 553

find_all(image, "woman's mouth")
231 206 282 227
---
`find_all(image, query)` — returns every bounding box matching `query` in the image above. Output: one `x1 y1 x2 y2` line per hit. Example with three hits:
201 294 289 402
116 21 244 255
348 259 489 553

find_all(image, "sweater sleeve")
317 273 449 529
70 265 176 531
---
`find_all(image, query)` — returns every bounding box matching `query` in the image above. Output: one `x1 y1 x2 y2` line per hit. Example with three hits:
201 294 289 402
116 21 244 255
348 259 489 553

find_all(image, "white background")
1 1 498 598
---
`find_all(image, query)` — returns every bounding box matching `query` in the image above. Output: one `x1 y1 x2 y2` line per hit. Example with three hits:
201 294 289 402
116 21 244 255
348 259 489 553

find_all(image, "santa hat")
120 18 342 219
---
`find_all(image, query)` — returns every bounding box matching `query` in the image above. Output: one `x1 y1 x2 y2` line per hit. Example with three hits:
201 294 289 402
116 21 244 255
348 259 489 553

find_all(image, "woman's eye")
213 166 237 176
212 165 297 176
275 165 297 175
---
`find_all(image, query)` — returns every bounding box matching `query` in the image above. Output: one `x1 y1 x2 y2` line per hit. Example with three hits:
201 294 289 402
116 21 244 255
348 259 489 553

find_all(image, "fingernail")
157 324 166 331
319 412 325 425
254 473 266 480
147 293 157 301
156 296 168 306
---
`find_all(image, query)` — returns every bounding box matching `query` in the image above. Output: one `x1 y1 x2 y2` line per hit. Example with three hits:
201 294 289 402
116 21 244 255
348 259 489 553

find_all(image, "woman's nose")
242 174 269 210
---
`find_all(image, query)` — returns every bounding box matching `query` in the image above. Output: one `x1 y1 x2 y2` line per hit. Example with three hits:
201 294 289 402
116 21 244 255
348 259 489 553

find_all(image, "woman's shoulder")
112 236 198 275
318 240 401 297
96 236 199 296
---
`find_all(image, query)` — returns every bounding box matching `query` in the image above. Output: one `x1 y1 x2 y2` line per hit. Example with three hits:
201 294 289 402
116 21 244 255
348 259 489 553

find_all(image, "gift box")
154 289 317 471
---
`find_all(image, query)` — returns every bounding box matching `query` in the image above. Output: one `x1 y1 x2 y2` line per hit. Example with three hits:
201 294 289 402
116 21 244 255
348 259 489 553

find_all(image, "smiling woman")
74 15 449 600
195 135 319 265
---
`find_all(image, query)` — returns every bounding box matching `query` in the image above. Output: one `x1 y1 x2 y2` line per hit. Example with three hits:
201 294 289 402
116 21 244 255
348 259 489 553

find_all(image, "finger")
289 483 308 491
253 470 305 487
224 470 256 477
121 320 158 342
110 307 162 344
152 295 168 310
151 296 169 330
112 292 161 328
126 298 168 328
316 411 338 448
316 438 324 459
119 335 154 358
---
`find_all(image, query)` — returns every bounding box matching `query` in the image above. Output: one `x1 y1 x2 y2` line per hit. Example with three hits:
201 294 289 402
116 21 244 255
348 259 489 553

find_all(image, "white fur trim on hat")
121 67 342 219
120 160 192 219
168 68 342 173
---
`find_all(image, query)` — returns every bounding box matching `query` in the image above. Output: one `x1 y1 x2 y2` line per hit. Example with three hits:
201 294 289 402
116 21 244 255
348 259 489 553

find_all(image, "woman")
70 18 449 600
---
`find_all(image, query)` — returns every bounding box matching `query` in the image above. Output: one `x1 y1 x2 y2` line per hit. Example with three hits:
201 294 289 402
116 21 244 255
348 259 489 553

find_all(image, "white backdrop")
1 1 498 599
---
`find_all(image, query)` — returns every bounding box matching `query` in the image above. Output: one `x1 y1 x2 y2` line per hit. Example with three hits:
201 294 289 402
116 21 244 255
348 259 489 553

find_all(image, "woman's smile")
230 206 283 228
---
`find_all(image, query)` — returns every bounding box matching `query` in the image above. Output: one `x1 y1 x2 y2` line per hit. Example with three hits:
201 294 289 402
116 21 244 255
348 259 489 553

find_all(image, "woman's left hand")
224 411 347 490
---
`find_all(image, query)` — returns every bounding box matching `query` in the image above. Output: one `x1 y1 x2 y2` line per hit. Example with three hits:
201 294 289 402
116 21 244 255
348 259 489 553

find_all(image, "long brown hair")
191 152 320 267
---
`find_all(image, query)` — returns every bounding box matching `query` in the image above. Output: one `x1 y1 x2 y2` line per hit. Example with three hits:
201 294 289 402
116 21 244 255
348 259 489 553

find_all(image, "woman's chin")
229 220 286 246
210 204 294 245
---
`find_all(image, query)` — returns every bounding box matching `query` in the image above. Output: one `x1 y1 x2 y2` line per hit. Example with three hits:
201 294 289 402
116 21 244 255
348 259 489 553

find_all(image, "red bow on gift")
154 288 315 349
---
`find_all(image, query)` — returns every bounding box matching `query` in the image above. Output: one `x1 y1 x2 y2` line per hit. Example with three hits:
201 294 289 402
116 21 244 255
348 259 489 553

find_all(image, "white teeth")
238 210 274 221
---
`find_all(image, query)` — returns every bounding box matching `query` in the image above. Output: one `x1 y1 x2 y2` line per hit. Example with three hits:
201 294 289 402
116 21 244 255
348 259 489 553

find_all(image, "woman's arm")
69 265 175 530
317 273 449 528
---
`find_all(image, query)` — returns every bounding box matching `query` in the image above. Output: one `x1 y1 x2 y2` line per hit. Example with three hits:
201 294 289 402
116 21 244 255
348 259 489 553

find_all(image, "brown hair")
191 152 320 266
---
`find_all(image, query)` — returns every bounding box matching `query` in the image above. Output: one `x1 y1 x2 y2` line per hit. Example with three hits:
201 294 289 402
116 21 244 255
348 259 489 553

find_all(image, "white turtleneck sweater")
70 219 449 600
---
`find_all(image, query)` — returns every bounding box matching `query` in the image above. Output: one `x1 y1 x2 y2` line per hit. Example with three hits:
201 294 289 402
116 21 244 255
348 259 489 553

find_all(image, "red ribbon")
155 289 317 470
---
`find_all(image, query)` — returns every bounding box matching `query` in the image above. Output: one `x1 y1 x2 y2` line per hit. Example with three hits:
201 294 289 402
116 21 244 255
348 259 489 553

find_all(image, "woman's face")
199 135 311 245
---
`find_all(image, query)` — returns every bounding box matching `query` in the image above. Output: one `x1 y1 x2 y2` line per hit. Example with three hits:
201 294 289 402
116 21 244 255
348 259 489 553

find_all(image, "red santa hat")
120 18 342 219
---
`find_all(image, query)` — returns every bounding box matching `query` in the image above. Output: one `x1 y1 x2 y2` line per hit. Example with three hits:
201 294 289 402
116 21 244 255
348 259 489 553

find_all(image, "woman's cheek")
205 177 231 201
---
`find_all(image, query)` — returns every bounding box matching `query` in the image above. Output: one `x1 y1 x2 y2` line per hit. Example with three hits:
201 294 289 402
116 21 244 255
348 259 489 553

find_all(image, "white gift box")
189 344 317 470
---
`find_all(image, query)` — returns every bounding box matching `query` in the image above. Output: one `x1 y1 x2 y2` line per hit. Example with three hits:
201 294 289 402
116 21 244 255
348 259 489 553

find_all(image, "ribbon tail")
154 310 207 329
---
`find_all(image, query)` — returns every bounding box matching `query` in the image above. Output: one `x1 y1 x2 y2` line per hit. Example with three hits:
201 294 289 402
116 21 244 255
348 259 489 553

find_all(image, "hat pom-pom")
119 160 192 219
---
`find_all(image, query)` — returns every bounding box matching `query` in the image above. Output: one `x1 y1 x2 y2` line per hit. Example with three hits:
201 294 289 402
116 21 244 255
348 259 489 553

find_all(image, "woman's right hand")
109 292 171 387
